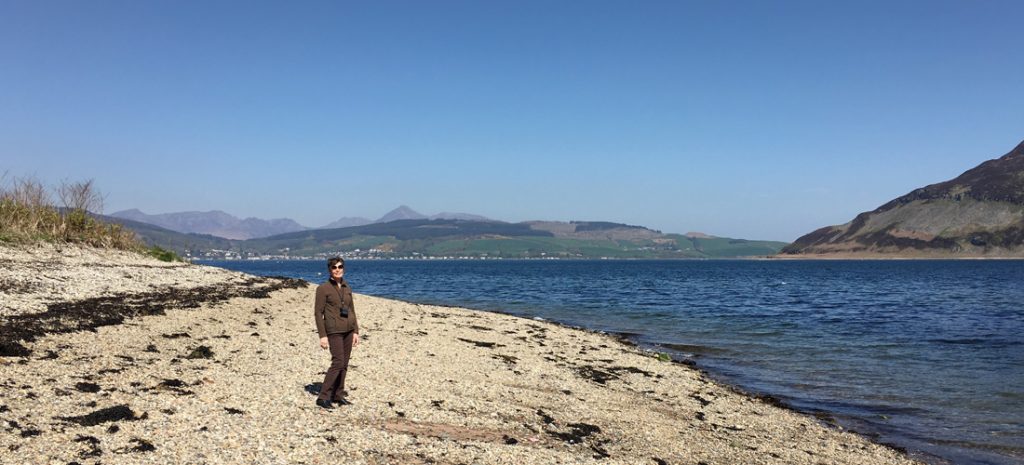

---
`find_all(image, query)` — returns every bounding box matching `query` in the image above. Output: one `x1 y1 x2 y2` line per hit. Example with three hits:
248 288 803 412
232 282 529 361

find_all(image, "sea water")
199 259 1024 465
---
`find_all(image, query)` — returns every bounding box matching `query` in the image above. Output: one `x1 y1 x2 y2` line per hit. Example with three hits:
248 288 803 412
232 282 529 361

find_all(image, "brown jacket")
314 278 358 337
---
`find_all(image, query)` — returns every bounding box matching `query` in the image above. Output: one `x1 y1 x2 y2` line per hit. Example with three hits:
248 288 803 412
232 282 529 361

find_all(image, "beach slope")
0 244 920 464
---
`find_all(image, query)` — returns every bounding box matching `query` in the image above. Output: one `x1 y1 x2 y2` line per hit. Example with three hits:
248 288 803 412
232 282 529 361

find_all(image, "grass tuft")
0 174 141 251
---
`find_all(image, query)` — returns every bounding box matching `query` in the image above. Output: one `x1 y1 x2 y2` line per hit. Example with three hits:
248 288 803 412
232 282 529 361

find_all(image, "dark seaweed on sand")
456 337 504 349
75 434 103 458
74 382 101 393
38 350 58 360
19 428 42 437
128 438 156 452
0 276 307 357
186 346 214 359
162 332 190 339
60 405 139 426
548 422 602 443
0 342 30 357
574 366 618 385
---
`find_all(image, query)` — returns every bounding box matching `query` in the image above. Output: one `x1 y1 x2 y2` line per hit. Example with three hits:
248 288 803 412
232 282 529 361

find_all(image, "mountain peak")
377 205 428 223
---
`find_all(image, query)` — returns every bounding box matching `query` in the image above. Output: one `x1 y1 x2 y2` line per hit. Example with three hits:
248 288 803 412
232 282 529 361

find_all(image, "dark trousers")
318 331 354 401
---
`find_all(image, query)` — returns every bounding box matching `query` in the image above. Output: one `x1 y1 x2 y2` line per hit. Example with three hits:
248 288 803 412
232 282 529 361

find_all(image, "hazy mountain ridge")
320 217 373 229
110 209 307 240
113 205 493 239
783 140 1024 257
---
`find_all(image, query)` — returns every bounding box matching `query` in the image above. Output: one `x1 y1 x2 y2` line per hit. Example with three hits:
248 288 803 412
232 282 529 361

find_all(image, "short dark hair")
327 257 345 270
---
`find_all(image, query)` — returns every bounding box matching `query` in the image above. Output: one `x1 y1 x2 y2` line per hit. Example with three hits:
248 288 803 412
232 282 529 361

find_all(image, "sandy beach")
0 244 923 465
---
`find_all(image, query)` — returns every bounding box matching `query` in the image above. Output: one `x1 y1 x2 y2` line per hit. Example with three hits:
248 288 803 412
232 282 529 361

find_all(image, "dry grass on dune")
0 175 138 250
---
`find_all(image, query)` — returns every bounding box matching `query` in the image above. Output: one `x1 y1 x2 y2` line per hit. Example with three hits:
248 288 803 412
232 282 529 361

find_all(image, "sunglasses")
330 264 344 270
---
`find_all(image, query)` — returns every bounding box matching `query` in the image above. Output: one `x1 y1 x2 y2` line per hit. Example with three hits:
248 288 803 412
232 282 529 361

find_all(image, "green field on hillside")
670 234 785 258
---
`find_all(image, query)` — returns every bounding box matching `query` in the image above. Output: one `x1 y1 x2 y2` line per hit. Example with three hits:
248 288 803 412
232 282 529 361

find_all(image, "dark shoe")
315 399 333 409
333 398 352 406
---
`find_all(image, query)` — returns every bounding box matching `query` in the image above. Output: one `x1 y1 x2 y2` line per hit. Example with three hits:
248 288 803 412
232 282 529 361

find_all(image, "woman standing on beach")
313 257 359 409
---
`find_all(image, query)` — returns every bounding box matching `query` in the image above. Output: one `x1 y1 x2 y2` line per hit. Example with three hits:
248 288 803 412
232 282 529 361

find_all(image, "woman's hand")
319 337 329 350
353 333 360 348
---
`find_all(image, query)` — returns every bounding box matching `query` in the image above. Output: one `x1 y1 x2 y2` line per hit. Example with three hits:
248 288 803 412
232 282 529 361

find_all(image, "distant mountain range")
110 205 493 240
104 207 786 259
782 139 1024 257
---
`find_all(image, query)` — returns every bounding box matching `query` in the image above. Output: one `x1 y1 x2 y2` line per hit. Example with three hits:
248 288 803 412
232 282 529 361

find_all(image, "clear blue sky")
2 1 1022 241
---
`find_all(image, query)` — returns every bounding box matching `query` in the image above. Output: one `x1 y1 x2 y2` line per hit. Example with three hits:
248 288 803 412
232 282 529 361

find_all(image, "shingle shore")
0 244 922 464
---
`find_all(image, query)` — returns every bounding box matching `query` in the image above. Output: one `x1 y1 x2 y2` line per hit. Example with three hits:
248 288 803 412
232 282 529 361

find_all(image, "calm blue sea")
199 259 1024 465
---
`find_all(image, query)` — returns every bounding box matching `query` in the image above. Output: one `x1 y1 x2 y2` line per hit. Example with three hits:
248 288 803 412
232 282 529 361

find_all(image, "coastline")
1 244 923 464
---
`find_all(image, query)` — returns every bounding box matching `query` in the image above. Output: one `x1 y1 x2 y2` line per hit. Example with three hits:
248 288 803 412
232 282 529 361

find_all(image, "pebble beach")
0 243 924 465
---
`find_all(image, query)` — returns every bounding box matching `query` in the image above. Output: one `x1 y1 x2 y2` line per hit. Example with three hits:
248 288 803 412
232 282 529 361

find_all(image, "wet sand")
0 243 923 464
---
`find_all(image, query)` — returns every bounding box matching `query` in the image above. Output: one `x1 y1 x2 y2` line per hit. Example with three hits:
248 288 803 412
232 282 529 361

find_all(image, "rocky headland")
1 243 922 464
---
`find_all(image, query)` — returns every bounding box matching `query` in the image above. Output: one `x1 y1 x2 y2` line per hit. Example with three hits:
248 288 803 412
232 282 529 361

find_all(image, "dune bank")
0 244 921 464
